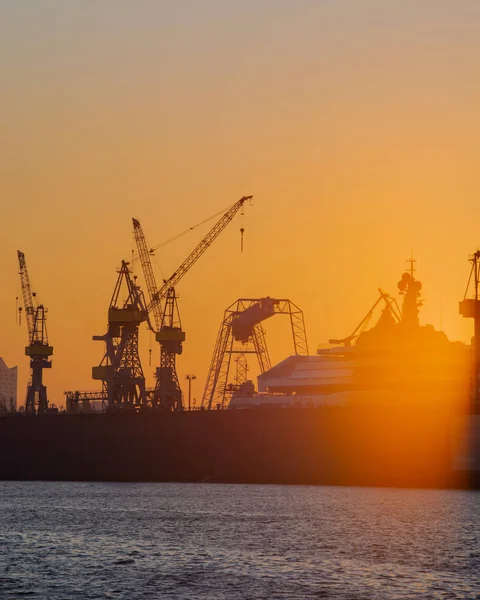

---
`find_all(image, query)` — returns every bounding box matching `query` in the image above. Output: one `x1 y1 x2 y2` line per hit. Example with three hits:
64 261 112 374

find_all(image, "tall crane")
92 261 151 410
17 250 53 415
133 195 252 411
133 219 184 411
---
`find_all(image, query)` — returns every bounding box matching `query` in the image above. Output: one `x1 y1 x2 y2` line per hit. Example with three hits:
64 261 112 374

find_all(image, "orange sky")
1 1 480 407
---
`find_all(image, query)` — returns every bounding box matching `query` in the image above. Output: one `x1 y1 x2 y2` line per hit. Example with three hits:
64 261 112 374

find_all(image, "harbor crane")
92 261 151 410
133 219 184 411
133 195 252 411
17 250 53 415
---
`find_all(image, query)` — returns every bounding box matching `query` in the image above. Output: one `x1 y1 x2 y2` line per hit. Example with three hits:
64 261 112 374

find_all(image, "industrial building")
0 357 17 414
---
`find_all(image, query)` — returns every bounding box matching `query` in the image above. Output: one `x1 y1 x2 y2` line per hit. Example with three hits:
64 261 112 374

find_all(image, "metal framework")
133 219 185 411
132 218 163 332
91 261 151 411
132 196 251 411
152 288 185 410
65 389 107 414
202 298 309 410
17 251 53 415
234 354 249 387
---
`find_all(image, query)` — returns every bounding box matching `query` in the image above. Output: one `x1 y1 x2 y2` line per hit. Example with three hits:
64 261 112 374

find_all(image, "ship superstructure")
235 262 471 410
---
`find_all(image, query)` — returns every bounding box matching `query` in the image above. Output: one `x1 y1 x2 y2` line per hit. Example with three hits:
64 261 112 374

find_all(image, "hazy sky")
1 1 480 405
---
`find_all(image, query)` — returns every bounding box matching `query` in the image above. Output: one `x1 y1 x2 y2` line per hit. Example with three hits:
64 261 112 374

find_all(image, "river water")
0 482 478 599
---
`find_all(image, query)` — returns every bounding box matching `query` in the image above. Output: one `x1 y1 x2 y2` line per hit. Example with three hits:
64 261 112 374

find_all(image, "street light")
185 375 197 411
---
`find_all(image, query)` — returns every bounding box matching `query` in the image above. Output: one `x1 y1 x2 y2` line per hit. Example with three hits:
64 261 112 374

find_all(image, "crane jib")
146 195 252 314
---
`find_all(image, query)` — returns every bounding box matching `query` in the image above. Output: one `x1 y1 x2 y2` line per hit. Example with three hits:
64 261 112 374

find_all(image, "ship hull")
0 408 478 489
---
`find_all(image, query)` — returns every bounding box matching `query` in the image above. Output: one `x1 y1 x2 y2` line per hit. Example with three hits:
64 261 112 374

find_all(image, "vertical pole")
186 375 196 411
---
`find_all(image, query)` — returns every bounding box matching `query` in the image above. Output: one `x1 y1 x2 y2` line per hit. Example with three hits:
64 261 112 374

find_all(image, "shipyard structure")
230 261 471 413
2 199 479 488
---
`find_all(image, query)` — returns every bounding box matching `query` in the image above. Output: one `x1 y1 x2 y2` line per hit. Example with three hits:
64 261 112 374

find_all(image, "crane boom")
132 218 163 332
17 250 36 342
147 196 252 315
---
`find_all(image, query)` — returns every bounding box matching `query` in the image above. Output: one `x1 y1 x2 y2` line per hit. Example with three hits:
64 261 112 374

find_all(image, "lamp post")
185 375 197 411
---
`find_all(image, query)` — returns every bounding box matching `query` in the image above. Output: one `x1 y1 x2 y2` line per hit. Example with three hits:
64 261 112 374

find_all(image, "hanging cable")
128 202 236 264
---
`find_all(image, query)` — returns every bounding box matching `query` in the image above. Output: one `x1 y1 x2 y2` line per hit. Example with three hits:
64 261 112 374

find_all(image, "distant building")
0 357 17 414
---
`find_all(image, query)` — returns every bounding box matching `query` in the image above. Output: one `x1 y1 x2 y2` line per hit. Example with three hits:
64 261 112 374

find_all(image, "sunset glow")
1 1 479 409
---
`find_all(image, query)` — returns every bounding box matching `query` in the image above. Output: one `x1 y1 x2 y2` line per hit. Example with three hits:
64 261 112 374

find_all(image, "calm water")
0 482 478 599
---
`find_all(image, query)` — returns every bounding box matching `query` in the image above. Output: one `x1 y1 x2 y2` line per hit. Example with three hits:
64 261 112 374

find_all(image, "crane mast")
17 250 53 415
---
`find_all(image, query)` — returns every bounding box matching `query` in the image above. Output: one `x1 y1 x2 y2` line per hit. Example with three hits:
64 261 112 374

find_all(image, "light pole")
185 375 197 411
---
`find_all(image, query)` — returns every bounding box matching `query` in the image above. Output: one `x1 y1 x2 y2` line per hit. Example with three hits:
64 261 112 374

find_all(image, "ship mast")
407 251 416 279
398 253 422 328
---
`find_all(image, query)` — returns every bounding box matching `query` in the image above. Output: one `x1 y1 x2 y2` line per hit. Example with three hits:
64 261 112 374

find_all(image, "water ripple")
0 482 478 599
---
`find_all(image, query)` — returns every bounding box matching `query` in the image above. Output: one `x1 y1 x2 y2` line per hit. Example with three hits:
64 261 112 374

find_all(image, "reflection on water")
0 482 478 599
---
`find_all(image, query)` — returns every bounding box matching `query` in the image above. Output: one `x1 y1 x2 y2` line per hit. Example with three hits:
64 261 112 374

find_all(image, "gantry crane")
202 297 309 410
17 250 53 415
92 260 151 411
133 196 252 411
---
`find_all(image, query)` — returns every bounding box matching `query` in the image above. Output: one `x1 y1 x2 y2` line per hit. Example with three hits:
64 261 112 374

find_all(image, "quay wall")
0 408 478 489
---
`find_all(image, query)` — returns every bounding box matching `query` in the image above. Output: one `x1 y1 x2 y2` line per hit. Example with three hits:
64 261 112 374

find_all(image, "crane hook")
240 228 245 253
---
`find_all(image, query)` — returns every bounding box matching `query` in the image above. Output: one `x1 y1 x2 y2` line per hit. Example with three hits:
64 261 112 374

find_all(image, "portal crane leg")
26 359 50 414
109 326 147 410
153 288 185 411
203 307 235 410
